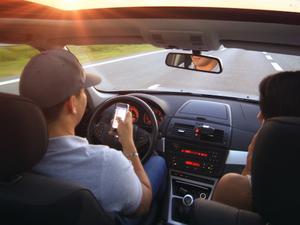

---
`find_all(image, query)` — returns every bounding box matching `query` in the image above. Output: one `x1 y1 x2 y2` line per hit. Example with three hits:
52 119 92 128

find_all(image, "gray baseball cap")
19 49 101 108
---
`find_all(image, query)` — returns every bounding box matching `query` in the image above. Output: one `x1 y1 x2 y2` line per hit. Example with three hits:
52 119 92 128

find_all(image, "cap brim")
83 72 102 88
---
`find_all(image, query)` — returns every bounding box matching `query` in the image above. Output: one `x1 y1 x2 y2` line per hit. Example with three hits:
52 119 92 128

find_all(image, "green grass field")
0 45 39 78
0 44 160 78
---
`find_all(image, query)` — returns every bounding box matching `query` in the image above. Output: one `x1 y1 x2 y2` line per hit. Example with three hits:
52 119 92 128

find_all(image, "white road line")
0 78 20 86
0 50 168 86
83 50 168 69
265 55 273 60
147 84 160 90
262 51 267 54
271 62 284 72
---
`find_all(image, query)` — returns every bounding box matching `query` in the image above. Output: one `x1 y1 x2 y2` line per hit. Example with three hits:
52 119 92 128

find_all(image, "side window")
0 44 38 95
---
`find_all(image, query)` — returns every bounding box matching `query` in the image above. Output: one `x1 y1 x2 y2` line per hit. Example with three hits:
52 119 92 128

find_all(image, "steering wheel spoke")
134 126 151 148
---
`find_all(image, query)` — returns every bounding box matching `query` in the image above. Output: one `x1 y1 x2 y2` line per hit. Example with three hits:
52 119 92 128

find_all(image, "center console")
165 100 232 224
166 140 228 224
168 171 217 224
167 141 228 177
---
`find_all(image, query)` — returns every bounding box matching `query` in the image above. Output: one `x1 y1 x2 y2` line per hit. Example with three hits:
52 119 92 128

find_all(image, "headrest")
252 117 300 225
0 93 48 180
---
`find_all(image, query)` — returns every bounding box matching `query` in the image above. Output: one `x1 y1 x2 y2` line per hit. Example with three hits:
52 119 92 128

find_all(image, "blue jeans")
118 155 167 225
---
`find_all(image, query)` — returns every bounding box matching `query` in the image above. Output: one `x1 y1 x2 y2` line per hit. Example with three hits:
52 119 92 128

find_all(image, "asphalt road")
1 48 299 99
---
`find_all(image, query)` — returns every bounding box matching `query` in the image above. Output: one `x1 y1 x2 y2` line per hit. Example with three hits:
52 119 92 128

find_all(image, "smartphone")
112 103 129 129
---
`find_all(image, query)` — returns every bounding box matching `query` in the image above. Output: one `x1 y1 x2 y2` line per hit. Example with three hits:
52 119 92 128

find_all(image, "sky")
27 0 300 12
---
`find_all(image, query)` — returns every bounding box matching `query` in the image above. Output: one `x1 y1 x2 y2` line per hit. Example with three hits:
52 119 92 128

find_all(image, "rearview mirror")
165 53 222 74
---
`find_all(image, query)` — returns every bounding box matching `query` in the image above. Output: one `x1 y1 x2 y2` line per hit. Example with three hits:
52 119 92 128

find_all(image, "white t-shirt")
33 135 142 215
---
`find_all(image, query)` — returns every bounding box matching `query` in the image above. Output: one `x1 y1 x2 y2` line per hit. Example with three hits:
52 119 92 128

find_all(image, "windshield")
28 0 300 12
68 44 300 100
1 44 299 100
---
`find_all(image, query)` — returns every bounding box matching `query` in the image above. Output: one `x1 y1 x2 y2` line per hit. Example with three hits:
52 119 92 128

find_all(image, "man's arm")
117 112 152 216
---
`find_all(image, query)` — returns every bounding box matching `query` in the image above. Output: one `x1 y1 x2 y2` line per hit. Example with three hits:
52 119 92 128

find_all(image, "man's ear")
66 95 77 114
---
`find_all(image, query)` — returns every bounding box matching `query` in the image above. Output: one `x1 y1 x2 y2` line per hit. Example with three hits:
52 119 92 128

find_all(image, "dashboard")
125 93 260 150
85 90 261 225
87 91 260 163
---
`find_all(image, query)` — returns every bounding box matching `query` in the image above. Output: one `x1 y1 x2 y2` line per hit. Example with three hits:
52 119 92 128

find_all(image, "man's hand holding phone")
116 107 152 215
116 111 134 149
113 103 138 160
112 103 129 129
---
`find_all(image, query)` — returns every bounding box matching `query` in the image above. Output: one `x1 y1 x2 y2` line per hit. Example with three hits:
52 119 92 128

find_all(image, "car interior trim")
1 2 300 26
168 171 218 225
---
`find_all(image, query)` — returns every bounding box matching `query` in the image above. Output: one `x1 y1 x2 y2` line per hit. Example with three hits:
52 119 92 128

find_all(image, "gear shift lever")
182 194 194 207
176 194 194 223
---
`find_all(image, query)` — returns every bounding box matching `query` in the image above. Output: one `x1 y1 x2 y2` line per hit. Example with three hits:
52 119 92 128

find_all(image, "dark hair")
42 101 66 123
259 71 300 119
42 90 82 123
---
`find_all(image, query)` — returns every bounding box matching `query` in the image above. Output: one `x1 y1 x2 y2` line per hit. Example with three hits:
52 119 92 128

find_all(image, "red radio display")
185 161 201 167
180 149 208 157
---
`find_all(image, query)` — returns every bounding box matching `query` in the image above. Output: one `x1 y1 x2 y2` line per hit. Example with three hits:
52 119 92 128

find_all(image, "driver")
189 55 218 71
19 49 167 224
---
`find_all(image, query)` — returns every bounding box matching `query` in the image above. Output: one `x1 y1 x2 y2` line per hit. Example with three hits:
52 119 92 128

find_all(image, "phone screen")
112 103 129 129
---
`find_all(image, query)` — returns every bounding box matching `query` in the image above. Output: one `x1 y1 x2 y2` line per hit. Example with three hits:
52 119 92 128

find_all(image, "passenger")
212 71 300 210
19 49 167 224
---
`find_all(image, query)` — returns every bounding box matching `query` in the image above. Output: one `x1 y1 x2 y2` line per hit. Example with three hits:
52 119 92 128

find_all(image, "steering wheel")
87 95 158 163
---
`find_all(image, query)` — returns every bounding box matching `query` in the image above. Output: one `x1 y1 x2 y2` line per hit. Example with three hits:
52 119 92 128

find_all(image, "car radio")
166 141 228 177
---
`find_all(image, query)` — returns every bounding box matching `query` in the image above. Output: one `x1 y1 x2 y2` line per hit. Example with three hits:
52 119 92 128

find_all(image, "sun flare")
26 0 300 12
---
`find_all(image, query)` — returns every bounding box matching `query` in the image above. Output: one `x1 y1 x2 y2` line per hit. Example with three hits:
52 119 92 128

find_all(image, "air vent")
172 123 194 138
200 129 224 143
214 129 225 143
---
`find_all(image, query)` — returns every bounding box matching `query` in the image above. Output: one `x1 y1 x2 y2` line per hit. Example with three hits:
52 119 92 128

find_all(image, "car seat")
188 116 300 225
0 93 117 225
251 117 300 225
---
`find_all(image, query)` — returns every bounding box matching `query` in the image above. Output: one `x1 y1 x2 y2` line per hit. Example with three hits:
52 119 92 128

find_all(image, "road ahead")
1 48 299 98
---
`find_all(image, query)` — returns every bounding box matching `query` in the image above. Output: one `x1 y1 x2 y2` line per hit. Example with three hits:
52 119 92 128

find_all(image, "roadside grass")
0 45 39 78
0 44 160 79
